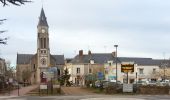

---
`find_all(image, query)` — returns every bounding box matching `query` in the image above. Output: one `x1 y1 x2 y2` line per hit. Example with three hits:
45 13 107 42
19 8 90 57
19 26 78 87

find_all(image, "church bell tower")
37 8 50 83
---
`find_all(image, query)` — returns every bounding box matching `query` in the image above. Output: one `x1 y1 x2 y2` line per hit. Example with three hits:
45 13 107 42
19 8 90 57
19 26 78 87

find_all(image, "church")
16 8 65 84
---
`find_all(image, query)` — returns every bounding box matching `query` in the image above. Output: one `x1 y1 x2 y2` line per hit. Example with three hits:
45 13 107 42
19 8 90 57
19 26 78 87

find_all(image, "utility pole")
114 45 118 83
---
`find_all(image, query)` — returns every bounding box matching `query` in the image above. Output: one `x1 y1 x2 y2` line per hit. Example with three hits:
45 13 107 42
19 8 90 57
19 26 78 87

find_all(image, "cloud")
1 0 170 65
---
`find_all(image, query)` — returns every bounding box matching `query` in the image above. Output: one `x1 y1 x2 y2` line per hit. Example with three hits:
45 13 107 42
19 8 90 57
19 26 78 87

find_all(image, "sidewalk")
4 84 38 96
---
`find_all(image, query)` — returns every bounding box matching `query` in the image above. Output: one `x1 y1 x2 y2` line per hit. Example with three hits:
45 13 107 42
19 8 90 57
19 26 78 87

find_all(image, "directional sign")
121 64 134 72
97 72 104 80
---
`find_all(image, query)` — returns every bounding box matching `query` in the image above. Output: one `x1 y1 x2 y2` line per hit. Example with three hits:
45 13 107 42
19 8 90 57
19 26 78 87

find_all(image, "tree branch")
0 0 32 6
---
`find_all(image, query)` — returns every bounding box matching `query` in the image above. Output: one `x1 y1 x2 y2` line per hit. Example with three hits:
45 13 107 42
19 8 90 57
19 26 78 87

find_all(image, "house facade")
66 50 114 86
67 50 169 86
105 57 166 83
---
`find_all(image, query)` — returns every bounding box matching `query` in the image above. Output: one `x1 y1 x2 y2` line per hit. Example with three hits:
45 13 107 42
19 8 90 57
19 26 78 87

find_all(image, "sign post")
121 62 134 92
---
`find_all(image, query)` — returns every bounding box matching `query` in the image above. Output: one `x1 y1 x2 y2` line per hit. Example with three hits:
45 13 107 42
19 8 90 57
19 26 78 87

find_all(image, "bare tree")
0 0 31 6
148 70 161 80
0 19 8 44
0 0 31 44
22 69 31 83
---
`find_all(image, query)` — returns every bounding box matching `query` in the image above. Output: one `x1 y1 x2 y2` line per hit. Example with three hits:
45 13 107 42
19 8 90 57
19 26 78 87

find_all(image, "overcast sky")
1 0 170 66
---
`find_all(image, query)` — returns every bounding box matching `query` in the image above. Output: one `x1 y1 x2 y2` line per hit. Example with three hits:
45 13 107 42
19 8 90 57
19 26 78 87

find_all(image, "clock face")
41 29 46 33
41 58 46 65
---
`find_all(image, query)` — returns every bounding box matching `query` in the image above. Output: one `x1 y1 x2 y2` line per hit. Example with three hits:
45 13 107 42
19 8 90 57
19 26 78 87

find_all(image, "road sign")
123 84 133 92
9 78 13 83
97 72 104 80
121 63 134 73
40 84 47 89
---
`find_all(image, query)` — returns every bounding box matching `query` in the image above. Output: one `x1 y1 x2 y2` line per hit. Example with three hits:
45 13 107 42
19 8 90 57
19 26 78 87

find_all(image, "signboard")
97 72 104 80
121 64 134 73
123 84 133 92
40 84 47 89
53 85 60 88
9 78 13 83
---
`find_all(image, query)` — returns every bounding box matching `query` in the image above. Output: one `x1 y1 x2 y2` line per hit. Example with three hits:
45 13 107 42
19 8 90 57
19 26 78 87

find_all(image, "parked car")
156 80 170 86
95 80 108 88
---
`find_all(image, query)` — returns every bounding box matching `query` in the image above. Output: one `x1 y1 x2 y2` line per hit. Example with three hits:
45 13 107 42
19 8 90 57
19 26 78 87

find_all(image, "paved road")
0 95 170 100
61 86 96 95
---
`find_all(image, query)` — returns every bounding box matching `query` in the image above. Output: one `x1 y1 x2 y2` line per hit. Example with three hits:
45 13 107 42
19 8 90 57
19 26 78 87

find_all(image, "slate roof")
70 53 170 66
17 54 34 64
17 53 65 65
52 55 65 65
70 53 114 64
38 8 48 27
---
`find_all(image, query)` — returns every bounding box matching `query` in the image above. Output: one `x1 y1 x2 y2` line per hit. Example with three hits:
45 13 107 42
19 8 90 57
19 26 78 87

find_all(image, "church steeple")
38 8 48 27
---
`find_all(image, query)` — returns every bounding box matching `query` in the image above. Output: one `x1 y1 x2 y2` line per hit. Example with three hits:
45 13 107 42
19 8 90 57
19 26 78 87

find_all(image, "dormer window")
107 61 113 66
90 60 94 64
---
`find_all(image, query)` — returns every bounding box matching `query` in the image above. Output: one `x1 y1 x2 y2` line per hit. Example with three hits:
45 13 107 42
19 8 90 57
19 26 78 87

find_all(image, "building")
66 50 169 86
66 50 114 86
105 57 168 83
16 8 65 84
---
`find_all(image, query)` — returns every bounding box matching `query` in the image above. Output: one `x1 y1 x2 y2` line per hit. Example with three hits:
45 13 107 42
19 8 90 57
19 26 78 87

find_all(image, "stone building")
16 8 65 84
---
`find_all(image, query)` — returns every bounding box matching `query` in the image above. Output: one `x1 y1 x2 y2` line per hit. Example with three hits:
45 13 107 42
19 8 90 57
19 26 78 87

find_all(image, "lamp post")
114 45 118 83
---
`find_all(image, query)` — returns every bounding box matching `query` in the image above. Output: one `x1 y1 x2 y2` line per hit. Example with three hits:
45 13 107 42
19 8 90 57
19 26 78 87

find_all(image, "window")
139 68 144 74
57 69 60 76
89 68 92 73
40 38 43 48
44 38 46 48
77 68 80 74
33 64 36 70
90 60 94 64
107 61 113 66
153 68 156 74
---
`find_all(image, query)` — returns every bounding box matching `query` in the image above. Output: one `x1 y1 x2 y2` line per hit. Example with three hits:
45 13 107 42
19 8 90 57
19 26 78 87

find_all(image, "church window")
44 38 46 48
41 58 46 65
40 38 43 48
33 64 36 70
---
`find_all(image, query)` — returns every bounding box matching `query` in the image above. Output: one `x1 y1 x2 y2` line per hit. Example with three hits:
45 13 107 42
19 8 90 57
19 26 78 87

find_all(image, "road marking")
7 99 27 100
80 98 145 100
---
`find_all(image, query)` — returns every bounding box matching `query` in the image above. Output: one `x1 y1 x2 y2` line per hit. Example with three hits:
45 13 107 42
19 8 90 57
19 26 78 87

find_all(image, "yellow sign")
121 64 134 72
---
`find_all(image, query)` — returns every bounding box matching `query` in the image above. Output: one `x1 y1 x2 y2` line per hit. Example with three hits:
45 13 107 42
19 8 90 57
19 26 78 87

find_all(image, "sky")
1 0 170 66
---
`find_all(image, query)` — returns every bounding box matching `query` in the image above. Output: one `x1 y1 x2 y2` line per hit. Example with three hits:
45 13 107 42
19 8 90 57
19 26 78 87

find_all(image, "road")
61 86 96 95
1 86 170 100
0 95 170 100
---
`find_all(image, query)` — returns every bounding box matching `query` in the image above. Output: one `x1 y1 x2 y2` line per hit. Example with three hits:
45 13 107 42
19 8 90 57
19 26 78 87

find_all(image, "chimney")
88 50 92 55
112 52 116 57
79 50 83 56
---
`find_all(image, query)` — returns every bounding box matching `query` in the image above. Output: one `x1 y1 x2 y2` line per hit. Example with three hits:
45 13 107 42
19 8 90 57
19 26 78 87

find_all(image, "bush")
104 84 122 94
138 85 170 94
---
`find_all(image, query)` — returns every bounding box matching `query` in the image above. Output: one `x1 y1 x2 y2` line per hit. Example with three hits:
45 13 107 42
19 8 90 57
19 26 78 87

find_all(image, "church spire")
38 8 48 27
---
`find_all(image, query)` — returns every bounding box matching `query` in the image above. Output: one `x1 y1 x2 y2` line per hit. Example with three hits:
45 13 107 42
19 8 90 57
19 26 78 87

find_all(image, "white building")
105 57 163 83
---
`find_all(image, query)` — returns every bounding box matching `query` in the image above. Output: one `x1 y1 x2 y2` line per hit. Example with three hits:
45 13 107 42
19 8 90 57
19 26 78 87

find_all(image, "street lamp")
114 45 118 83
